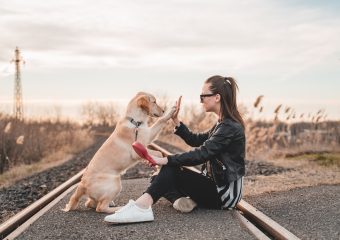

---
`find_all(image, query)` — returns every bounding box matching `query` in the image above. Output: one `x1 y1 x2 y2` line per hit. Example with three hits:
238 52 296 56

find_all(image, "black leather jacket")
167 118 246 187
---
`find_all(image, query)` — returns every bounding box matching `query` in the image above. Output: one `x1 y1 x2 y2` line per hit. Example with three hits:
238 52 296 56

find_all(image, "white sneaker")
104 200 154 224
173 197 197 213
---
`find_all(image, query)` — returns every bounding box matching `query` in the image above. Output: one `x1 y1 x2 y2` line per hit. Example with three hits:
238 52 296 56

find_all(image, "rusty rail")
1 142 300 240
0 170 85 239
148 142 300 240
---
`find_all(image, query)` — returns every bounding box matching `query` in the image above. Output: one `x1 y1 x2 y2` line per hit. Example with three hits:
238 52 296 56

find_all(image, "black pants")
145 165 222 209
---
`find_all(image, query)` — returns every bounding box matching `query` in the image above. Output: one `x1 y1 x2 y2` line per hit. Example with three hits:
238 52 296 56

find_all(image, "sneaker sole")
104 219 154 224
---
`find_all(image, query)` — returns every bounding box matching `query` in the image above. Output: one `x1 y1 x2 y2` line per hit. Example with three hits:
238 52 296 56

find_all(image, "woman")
105 75 246 224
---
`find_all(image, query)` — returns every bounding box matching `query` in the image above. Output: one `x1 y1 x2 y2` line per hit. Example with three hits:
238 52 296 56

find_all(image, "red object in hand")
132 141 156 167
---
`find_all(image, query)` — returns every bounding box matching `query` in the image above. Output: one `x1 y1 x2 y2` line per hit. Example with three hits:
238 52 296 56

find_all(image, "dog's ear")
137 96 150 113
136 91 148 96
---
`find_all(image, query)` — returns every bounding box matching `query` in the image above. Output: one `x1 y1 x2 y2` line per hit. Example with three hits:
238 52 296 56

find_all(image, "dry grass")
0 127 94 188
0 150 73 188
243 96 338 161
81 101 119 126
157 96 339 161
1 96 339 193
0 113 95 182
156 95 339 195
243 154 340 196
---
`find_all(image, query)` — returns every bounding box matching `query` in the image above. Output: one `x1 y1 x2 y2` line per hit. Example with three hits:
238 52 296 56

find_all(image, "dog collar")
126 117 143 141
126 117 143 128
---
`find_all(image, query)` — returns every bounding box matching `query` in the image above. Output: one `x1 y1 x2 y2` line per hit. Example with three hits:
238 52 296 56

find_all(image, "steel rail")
0 142 300 240
148 142 300 240
0 170 85 239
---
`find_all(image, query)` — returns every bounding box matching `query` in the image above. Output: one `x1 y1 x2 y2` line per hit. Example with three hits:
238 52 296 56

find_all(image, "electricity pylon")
11 47 25 120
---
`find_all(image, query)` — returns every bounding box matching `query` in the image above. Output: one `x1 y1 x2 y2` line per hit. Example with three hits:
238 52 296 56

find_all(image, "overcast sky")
0 0 339 120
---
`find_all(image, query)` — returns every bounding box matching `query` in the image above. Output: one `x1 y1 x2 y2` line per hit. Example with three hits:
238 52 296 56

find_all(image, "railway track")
0 143 300 240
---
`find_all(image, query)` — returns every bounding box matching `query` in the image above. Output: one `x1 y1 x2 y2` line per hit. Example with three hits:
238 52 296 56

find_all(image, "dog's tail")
62 183 86 212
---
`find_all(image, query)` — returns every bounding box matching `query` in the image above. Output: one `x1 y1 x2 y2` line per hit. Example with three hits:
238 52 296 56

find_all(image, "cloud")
0 0 339 74
0 7 20 16
0 64 15 77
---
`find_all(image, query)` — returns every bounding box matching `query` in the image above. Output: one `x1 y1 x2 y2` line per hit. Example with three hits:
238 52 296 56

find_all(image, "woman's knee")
152 165 180 181
159 165 180 175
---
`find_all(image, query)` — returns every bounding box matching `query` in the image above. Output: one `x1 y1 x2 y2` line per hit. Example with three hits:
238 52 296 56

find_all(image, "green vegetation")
314 153 340 167
287 152 340 167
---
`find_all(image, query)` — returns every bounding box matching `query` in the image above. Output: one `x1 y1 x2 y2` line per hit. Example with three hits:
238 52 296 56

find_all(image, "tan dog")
63 92 175 213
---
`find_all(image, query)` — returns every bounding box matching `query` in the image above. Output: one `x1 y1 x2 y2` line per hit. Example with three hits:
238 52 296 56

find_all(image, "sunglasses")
200 93 216 103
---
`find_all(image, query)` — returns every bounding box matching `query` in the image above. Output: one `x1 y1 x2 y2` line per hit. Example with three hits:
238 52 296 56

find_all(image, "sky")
0 0 339 120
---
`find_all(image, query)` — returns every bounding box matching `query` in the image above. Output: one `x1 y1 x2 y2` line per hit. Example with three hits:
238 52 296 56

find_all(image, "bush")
0 114 94 174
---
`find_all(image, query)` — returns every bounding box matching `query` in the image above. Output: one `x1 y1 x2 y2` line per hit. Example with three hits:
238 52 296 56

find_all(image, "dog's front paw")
62 204 71 212
163 106 177 121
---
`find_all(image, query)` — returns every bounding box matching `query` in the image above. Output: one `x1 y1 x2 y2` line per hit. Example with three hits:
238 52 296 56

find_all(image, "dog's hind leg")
85 198 97 209
63 183 86 212
96 178 122 213
96 199 120 213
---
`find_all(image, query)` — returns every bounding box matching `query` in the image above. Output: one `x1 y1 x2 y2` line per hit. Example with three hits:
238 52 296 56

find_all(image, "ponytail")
205 75 245 129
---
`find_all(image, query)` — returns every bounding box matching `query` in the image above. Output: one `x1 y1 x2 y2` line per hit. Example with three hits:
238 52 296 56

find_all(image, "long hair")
205 75 245 129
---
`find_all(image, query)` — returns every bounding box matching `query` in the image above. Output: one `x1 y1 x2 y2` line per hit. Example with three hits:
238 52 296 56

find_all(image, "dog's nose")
162 110 165 113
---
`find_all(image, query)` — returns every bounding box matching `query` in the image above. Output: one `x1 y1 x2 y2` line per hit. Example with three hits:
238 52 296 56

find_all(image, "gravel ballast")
0 138 291 224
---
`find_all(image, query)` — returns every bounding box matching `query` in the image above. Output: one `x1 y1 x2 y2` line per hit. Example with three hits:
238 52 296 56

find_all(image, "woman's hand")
142 155 168 166
153 156 168 165
172 96 182 126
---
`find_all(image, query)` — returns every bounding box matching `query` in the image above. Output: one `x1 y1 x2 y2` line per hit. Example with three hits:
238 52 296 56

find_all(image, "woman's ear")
215 94 221 103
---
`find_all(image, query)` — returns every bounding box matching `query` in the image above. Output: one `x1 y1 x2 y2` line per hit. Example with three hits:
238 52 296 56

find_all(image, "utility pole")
11 47 25 120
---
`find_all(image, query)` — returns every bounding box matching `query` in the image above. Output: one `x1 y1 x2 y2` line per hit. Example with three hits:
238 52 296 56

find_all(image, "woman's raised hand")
172 96 182 126
141 155 168 167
